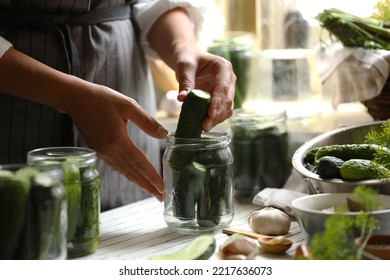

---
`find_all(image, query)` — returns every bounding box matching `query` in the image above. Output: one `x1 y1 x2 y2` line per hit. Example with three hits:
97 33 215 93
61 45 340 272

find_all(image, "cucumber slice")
175 89 211 139
149 235 216 260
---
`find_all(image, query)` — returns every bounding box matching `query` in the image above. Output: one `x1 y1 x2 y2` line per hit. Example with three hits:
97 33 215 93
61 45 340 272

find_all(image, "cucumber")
172 161 206 219
61 162 81 241
314 144 390 163
303 146 321 165
17 173 66 259
340 159 390 180
71 165 100 257
0 170 31 259
197 167 224 227
171 89 228 226
175 89 211 139
316 156 344 178
149 235 216 260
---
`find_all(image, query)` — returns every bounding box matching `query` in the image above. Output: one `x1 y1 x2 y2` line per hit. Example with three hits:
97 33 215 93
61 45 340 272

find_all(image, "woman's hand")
0 48 167 201
64 83 168 201
174 49 235 132
147 7 236 132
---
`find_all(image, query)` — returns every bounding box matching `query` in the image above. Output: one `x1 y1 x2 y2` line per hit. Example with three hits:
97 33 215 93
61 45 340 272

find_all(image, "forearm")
147 7 199 71
0 47 90 113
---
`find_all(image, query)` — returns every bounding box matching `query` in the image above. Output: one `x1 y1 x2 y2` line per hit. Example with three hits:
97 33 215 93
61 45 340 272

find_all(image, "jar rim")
27 146 96 166
166 132 231 148
0 163 63 182
230 108 286 125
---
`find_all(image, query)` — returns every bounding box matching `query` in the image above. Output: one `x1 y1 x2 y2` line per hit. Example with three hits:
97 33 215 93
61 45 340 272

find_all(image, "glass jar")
163 132 234 234
0 164 67 260
230 108 289 202
207 31 255 109
27 147 100 258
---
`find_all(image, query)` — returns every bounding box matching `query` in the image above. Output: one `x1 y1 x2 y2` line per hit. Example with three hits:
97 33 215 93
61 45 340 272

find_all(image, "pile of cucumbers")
304 143 390 180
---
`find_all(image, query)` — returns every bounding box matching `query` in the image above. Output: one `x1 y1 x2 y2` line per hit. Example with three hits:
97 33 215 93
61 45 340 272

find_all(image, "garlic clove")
219 233 259 260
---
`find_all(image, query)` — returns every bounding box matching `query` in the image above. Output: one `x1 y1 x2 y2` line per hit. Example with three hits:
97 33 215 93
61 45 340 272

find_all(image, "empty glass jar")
163 132 234 234
27 147 100 258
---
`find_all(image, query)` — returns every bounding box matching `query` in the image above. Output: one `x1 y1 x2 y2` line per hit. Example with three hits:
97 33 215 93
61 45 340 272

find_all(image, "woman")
0 0 235 210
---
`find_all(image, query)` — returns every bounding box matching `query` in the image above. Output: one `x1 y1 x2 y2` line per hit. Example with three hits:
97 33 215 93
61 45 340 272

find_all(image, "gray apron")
0 0 159 210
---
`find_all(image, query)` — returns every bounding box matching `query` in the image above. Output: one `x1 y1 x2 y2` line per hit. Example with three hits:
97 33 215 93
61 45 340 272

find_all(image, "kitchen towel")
252 169 314 218
317 43 390 108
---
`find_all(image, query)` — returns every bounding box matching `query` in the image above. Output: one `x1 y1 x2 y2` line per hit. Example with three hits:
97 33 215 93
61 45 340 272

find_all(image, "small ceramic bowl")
356 235 390 260
291 193 390 242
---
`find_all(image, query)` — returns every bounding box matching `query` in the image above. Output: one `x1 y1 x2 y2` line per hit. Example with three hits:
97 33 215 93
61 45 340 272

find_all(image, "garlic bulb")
248 207 291 236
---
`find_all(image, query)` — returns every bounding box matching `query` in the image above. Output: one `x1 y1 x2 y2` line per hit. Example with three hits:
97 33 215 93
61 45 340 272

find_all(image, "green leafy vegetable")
316 8 390 50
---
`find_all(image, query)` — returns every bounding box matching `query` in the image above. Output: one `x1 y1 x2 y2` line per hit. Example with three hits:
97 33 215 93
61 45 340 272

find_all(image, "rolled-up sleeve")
132 0 224 57
0 36 12 59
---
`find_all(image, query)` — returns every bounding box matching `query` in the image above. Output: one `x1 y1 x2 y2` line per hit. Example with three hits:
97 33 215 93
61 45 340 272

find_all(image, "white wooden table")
77 197 305 260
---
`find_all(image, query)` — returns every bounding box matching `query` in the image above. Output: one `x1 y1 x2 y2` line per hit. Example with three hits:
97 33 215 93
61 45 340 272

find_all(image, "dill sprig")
364 120 390 164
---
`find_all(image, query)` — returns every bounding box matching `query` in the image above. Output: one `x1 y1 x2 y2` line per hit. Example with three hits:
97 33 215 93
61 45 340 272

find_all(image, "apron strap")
0 4 133 77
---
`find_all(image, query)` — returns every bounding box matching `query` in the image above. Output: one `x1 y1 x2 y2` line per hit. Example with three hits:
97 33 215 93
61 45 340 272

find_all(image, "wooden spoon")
223 228 293 254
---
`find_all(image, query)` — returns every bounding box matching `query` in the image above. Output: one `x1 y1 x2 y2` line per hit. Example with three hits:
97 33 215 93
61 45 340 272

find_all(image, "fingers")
98 140 164 202
201 57 235 131
124 98 168 139
176 59 196 99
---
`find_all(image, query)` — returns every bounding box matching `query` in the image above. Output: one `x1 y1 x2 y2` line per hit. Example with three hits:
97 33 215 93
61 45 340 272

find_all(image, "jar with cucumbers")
0 164 67 260
163 132 234 234
207 32 255 109
27 147 100 258
230 109 289 202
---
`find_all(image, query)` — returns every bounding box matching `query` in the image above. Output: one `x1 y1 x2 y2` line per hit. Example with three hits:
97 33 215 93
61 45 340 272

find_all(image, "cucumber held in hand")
175 89 211 139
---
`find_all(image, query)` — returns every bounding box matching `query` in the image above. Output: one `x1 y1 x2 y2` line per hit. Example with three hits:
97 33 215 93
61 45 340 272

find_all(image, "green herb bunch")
365 119 390 164
309 185 381 260
316 8 390 50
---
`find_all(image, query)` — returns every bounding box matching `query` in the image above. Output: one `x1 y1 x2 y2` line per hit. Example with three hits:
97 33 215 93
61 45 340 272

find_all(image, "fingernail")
157 126 168 137
179 90 188 95
205 122 213 132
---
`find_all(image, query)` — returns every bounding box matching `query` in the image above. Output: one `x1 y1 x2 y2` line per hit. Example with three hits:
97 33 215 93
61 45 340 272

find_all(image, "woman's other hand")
147 7 235 132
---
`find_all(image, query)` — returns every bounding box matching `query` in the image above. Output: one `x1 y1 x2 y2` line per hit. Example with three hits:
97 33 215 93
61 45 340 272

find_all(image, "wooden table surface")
77 197 305 260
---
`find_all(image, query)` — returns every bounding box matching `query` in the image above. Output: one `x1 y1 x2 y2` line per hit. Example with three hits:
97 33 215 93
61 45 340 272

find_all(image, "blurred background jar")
207 31 255 109
163 132 234 234
0 164 67 260
230 108 289 203
27 147 100 258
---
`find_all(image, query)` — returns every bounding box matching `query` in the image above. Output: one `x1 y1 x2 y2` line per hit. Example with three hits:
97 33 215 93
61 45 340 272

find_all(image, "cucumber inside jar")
27 147 101 258
230 111 289 202
165 135 233 232
0 165 66 260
